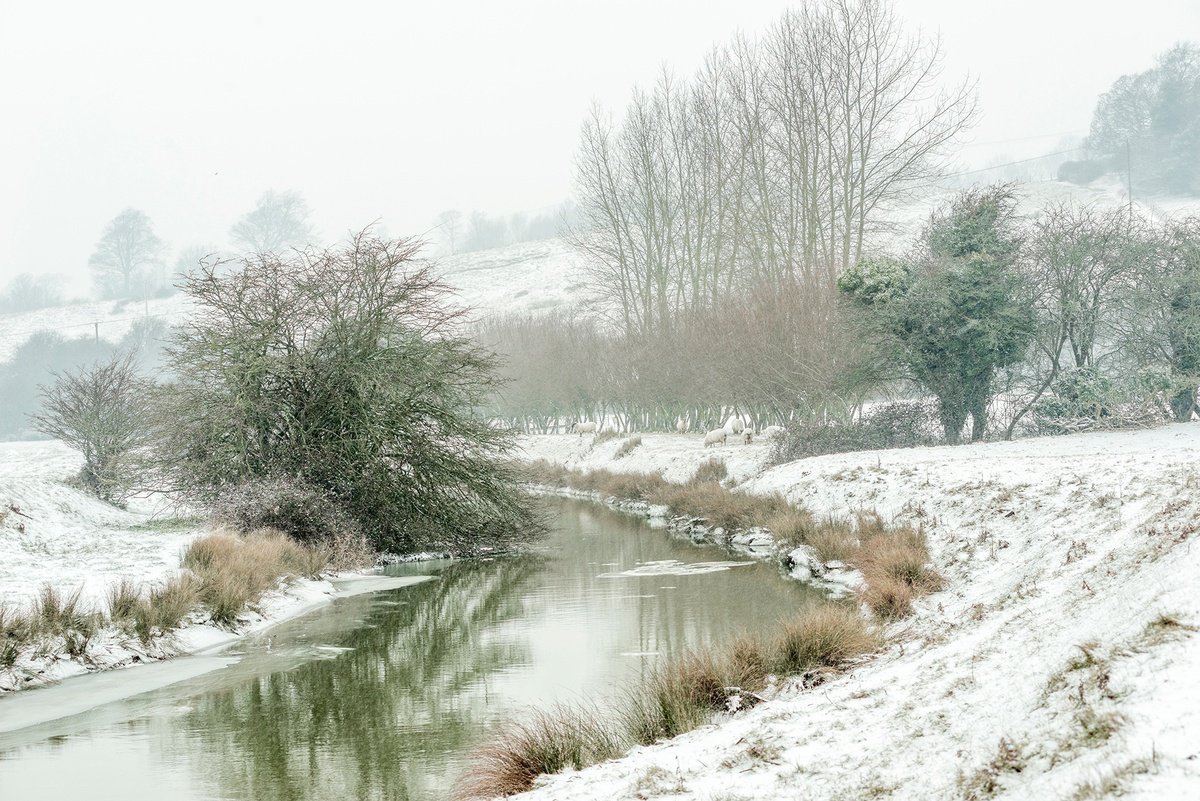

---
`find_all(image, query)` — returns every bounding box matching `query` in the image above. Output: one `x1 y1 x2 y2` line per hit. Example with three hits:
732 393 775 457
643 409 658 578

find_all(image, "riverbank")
0 440 429 695
513 426 1200 799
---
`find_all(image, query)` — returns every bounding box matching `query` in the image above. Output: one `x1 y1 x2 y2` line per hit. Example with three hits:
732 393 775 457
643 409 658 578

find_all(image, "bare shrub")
207 476 362 547
31 353 152 503
453 705 625 800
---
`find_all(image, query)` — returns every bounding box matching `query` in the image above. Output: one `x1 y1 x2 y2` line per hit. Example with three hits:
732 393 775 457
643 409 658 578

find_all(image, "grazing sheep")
704 429 728 448
675 418 689 433
726 417 745 434
761 425 785 439
573 421 598 436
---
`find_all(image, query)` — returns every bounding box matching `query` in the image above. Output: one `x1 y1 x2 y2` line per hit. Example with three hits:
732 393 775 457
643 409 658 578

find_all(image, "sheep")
742 427 755 445
761 425 785 438
572 421 598 436
704 429 728 448
675 418 689 433
726 417 745 434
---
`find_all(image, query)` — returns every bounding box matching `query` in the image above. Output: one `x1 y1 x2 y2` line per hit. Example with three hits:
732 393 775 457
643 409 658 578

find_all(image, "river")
0 498 823 799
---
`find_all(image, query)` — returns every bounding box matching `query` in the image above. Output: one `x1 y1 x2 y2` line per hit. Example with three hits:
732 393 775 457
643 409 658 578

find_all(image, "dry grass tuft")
690 458 729 484
623 650 734 745
763 509 813 549
182 528 328 627
861 575 916 619
452 705 625 800
107 578 142 621
613 435 643 459
770 605 880 675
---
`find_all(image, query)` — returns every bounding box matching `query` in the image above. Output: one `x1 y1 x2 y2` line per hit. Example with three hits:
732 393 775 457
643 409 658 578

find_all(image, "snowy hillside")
517 425 1200 800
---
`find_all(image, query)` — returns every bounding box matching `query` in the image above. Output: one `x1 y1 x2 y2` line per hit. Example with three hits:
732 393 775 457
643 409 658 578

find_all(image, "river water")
0 498 822 799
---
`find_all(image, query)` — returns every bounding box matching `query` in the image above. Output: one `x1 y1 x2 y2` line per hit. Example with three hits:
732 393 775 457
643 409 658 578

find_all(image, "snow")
0 438 430 695
514 424 1200 800
0 440 195 606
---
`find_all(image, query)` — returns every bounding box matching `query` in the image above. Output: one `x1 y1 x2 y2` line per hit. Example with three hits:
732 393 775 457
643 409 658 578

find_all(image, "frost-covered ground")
515 425 1200 800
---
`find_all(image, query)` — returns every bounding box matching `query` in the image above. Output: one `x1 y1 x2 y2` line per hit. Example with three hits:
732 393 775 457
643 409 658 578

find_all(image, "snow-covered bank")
0 439 432 695
514 426 1200 800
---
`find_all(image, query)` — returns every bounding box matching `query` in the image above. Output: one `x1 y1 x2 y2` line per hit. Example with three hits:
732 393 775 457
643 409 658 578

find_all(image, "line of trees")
571 0 975 339
480 184 1200 441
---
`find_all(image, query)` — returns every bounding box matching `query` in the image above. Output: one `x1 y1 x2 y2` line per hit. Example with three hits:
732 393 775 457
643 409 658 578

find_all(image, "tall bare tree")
89 209 164 299
230 190 314 254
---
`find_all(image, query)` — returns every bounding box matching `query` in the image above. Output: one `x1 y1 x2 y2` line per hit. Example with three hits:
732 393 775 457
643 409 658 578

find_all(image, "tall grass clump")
623 651 735 745
452 705 625 800
0 604 33 668
857 523 943 618
769 604 881 675
613 435 643 459
107 578 142 621
690 458 728 484
182 528 328 627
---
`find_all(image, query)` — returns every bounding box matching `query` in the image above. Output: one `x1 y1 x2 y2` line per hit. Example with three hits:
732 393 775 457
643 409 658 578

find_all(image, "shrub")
154 233 543 555
207 476 362 547
770 400 939 464
30 353 153 503
804 518 859 564
861 575 915 619
453 705 625 800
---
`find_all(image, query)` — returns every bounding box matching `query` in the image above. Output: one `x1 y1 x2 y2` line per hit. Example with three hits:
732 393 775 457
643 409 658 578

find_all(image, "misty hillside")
2 178 1198 364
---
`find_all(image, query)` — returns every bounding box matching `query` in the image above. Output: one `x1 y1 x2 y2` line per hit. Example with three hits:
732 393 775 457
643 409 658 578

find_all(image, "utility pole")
94 321 99 344
1126 139 1134 226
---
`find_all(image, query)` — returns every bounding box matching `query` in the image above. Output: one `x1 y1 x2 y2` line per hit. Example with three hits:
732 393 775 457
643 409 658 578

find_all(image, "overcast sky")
2 0 1197 289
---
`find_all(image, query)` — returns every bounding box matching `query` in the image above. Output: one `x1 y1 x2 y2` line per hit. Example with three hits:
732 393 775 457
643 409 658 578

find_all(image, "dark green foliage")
840 185 1036 443
154 232 542 554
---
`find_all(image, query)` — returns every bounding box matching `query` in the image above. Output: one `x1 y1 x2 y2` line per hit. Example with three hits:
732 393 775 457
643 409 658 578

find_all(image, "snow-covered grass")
513 424 1200 800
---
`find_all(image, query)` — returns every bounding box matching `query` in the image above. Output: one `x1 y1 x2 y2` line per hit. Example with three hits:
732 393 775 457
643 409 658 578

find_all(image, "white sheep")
742 427 755 445
573 421 598 436
704 429 728 448
675 418 689 433
761 425 785 438
726 417 745 434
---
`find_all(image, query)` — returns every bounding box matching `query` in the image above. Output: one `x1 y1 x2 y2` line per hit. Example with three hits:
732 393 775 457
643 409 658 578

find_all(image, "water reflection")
0 499 823 801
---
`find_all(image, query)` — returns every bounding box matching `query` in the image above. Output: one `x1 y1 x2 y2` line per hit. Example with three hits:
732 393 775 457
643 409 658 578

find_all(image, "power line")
941 147 1086 179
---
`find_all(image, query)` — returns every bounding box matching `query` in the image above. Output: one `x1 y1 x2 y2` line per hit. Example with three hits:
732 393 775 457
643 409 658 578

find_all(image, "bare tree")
31 353 153 503
230 190 314 254
437 209 463 254
89 209 165 299
571 0 975 338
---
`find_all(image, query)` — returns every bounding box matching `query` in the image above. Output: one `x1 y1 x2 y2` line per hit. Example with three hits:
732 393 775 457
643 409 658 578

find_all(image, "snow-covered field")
515 425 1200 800
0 440 195 605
